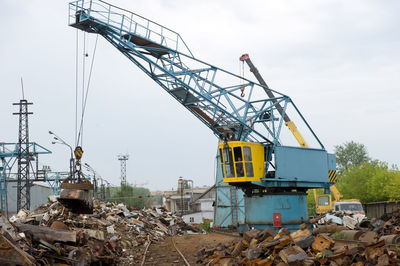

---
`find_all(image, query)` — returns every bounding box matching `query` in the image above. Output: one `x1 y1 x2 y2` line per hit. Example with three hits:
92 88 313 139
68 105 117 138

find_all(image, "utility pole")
83 163 109 202
13 99 33 211
84 163 100 200
106 181 111 199
118 154 129 186
0 151 7 212
100 178 105 201
92 175 98 200
178 177 184 216
49 131 74 177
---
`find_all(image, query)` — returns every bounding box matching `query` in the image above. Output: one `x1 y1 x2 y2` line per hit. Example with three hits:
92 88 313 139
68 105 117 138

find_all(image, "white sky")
1 0 399 191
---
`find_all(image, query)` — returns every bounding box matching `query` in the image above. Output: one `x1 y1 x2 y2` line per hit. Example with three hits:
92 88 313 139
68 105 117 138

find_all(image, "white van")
334 200 364 214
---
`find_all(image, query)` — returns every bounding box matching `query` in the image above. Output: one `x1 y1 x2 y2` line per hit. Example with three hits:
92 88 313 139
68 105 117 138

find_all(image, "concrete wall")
7 183 52 215
199 199 213 212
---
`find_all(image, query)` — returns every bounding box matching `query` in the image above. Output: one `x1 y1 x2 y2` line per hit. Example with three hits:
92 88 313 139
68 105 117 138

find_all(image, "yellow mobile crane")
315 186 364 214
239 54 344 214
313 183 341 214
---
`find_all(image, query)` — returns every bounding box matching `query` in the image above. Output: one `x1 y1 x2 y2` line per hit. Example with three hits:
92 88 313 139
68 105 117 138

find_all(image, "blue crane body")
68 0 335 230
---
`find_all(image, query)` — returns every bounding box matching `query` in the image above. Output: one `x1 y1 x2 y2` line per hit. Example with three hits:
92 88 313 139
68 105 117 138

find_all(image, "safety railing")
68 0 193 56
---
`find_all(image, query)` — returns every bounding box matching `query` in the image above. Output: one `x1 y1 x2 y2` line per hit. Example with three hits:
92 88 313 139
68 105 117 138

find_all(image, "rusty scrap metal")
338 230 363 240
197 210 400 265
58 188 93 214
15 223 77 243
358 231 379 243
379 234 400 245
1 199 201 265
0 233 36 265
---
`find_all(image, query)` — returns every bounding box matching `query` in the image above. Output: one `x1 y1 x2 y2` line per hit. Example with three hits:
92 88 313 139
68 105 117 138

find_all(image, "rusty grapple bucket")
58 180 94 214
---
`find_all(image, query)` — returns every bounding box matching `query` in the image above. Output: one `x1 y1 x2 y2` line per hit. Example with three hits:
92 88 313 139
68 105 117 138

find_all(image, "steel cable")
76 34 99 147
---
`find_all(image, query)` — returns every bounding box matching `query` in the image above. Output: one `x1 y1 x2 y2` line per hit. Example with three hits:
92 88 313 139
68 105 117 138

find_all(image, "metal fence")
363 201 400 218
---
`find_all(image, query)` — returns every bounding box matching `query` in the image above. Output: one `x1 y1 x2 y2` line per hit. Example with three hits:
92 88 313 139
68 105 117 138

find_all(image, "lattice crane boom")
68 0 324 149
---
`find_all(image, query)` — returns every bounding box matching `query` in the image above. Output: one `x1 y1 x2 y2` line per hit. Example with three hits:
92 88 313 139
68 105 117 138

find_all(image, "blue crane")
68 0 335 231
0 142 51 214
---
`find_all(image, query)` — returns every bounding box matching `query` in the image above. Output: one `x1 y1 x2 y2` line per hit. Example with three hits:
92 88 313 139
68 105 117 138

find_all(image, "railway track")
141 237 190 266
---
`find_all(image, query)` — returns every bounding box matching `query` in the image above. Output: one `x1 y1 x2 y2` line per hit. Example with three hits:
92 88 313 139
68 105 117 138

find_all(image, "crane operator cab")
219 141 265 183
219 140 336 190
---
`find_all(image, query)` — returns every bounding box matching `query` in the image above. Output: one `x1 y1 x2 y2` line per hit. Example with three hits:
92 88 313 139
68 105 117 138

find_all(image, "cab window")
235 161 244 177
219 149 226 178
245 162 254 177
233 147 244 177
243 146 252 161
233 147 243 161
244 146 254 177
318 196 329 206
223 147 235 177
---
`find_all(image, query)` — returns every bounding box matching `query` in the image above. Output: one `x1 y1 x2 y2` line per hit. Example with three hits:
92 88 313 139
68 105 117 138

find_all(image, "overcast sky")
1 0 399 191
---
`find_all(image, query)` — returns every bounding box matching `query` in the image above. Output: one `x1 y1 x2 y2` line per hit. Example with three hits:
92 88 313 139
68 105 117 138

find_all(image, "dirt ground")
142 232 241 265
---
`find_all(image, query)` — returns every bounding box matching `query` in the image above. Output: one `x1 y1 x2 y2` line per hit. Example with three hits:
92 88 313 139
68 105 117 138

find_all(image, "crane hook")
240 87 245 97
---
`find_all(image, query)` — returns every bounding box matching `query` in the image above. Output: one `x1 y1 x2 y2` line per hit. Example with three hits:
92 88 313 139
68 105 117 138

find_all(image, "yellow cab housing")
218 141 265 183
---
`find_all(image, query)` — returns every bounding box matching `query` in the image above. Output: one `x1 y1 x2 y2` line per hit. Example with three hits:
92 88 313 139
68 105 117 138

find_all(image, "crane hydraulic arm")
240 54 341 214
68 0 335 230
239 54 308 148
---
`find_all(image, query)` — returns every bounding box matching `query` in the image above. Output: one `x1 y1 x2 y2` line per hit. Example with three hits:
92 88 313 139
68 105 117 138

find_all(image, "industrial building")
6 182 52 216
182 185 216 224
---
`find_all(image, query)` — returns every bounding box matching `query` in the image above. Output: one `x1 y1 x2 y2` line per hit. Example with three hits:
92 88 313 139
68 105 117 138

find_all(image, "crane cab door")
218 141 265 183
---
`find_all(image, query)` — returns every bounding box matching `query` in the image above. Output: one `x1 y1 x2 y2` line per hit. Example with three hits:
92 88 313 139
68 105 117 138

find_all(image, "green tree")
307 190 316 216
109 184 151 208
335 141 370 174
336 160 400 203
381 165 400 201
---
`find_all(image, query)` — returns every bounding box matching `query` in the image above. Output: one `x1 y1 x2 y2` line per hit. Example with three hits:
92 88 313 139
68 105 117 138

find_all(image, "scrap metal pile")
197 211 400 265
0 199 200 265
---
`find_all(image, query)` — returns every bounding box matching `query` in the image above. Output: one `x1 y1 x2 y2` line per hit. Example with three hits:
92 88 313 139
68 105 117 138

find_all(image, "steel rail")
172 237 191 266
140 235 151 266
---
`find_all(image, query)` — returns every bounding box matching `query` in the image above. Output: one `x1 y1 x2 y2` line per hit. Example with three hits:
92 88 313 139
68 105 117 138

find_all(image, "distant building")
182 185 215 224
160 178 216 224
163 187 210 214
164 193 192 214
